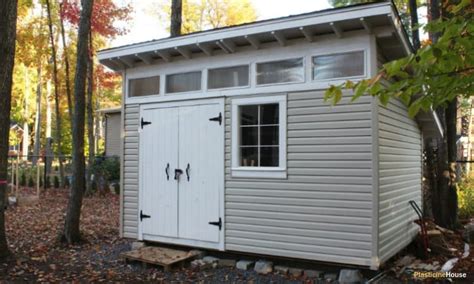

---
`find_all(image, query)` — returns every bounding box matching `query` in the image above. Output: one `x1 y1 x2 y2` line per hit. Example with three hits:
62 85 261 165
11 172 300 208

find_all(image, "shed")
97 107 122 157
98 1 443 270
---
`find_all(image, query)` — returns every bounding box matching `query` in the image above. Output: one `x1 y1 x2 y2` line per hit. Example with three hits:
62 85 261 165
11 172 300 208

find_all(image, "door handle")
165 163 170 180
186 163 190 181
174 169 183 180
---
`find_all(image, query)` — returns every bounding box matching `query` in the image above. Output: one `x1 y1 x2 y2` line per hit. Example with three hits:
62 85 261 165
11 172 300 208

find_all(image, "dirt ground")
0 189 319 282
1 189 472 282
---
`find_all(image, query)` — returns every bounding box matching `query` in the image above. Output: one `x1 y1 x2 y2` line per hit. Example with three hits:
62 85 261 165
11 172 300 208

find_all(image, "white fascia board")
97 3 392 61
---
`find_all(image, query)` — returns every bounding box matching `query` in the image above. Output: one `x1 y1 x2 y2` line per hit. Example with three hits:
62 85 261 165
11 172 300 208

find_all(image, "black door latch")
209 112 222 125
209 217 222 230
140 210 151 221
141 118 152 129
174 168 183 180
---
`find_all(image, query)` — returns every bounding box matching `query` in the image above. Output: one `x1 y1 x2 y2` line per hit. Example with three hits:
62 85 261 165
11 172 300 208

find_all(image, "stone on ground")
338 269 363 284
274 265 289 275
289 267 303 277
236 260 254 270
218 259 236 267
304 269 323 278
202 256 219 264
254 260 273 274
324 272 338 282
131 241 145 250
189 250 206 259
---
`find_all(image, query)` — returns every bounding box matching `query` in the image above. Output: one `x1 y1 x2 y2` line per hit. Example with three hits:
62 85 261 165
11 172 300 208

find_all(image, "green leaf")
408 102 422 118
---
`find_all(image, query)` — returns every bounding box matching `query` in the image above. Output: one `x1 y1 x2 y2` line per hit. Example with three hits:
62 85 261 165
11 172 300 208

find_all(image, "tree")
61 0 94 244
45 0 65 186
155 0 257 35
0 0 19 259
170 0 182 36
325 0 473 228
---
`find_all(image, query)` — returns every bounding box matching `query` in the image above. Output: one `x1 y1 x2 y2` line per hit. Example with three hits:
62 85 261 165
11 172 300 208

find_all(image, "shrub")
28 176 34 187
458 174 474 220
20 172 26 186
90 156 120 193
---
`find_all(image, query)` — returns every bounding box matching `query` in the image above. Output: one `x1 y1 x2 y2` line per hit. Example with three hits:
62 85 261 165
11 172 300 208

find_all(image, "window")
166 71 202 93
256 58 304 85
232 95 287 178
128 76 160 97
208 65 249 89
312 51 365 80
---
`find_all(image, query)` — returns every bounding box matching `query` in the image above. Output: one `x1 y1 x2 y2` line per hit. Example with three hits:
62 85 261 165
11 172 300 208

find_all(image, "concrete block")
338 269 363 284
218 259 236 267
254 260 273 274
274 265 289 275
289 268 303 277
304 269 323 278
131 241 145 250
202 256 219 264
236 260 254 270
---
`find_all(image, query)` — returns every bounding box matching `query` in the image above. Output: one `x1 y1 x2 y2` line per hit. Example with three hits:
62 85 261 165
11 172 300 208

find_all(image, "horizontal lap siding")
225 91 374 266
378 99 421 262
123 105 139 238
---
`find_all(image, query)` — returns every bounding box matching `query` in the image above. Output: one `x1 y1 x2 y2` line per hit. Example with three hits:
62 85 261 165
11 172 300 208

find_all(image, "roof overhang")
96 107 121 115
98 2 410 71
416 110 444 139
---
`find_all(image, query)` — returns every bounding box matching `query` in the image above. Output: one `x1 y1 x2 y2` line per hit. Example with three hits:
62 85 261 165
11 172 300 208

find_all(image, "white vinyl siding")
225 90 374 266
377 98 422 262
123 104 139 238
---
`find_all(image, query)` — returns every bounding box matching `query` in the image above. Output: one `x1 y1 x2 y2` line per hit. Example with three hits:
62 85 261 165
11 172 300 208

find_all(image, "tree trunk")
86 32 95 195
0 0 19 259
170 0 182 37
45 0 65 187
22 69 30 161
61 0 94 244
33 67 42 165
445 99 458 228
408 0 420 50
45 81 53 176
59 1 73 122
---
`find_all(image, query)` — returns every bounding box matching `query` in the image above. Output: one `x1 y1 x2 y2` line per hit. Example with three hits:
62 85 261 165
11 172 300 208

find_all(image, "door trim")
138 97 225 251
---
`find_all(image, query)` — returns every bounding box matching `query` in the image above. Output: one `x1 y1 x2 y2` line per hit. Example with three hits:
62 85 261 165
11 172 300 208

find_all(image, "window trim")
207 64 251 91
311 50 367 82
231 95 287 179
255 57 305 87
165 70 203 94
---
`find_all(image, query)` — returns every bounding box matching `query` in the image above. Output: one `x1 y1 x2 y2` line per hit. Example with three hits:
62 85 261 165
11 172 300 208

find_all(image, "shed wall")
105 113 122 157
123 104 139 238
224 91 374 266
377 99 422 262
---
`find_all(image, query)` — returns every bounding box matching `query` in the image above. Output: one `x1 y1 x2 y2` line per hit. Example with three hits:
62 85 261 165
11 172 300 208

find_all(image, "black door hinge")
141 118 152 129
140 210 151 221
208 217 222 230
209 112 222 125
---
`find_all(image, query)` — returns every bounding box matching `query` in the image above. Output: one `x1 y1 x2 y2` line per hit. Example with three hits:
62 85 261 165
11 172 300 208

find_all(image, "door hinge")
141 118 152 129
209 112 222 125
208 217 222 230
140 210 151 221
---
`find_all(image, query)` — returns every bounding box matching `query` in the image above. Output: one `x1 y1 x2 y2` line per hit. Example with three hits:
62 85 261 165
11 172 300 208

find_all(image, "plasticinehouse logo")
413 271 468 280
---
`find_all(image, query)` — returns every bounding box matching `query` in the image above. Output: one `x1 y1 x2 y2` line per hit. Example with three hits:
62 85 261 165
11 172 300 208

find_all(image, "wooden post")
15 154 19 199
10 157 14 185
36 162 40 197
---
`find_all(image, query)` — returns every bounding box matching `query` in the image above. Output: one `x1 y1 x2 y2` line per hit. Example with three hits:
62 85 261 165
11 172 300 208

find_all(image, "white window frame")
231 95 287 179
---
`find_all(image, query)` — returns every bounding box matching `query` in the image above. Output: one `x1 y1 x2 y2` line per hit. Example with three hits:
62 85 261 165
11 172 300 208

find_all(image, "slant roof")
98 1 411 71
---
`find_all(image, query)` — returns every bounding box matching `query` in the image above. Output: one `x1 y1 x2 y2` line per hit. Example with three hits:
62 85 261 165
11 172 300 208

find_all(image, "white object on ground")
462 243 470 259
441 258 459 272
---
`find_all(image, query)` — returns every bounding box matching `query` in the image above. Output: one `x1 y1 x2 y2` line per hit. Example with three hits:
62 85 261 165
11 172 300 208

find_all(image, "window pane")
260 126 279 146
129 76 160 97
260 147 279 167
313 51 364 80
166 71 201 93
208 65 249 89
241 147 258 167
257 58 304 85
241 127 258 146
240 105 258 125
260 104 279 125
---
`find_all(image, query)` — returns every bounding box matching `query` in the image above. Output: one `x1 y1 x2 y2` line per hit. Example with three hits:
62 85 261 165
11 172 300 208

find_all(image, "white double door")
139 99 224 249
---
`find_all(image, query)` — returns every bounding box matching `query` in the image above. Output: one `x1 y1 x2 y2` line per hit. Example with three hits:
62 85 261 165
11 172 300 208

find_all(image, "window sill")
231 167 287 179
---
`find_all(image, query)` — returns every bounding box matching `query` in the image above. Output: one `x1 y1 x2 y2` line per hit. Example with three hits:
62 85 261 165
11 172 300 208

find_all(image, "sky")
111 0 333 47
